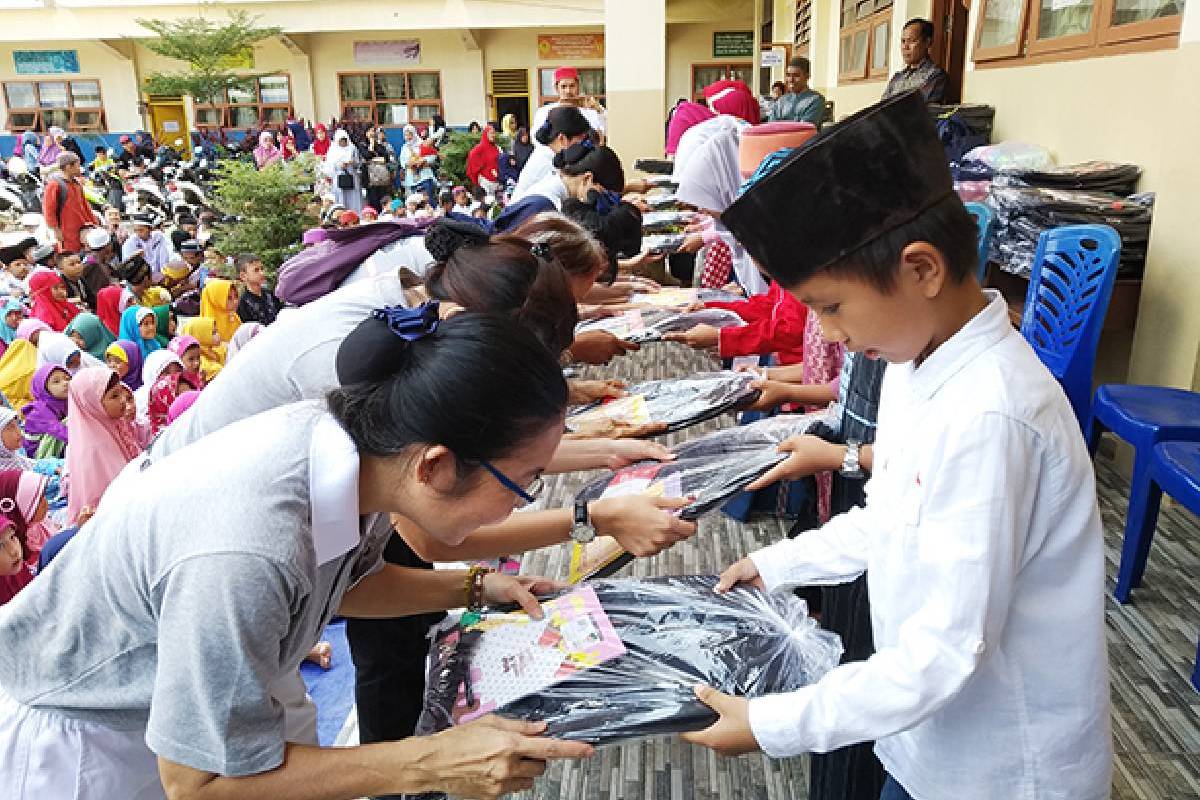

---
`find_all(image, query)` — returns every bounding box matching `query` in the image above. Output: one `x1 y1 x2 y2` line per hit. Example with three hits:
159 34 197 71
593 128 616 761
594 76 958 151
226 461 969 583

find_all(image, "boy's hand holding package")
745 435 845 491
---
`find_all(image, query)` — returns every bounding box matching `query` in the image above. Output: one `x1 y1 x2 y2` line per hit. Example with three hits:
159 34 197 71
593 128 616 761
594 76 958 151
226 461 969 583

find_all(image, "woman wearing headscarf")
500 113 519 141
65 312 115 361
511 126 534 174
703 79 761 124
20 132 40 174
399 125 435 203
280 132 300 161
253 131 282 169
286 116 312 153
322 129 363 212
466 126 501 193
311 123 331 158
36 128 64 170
665 101 716 157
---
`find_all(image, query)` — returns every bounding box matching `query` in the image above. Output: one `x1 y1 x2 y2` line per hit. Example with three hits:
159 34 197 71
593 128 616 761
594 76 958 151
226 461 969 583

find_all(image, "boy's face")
789 257 943 364
61 256 84 280
8 259 30 279
105 209 122 226
240 260 265 288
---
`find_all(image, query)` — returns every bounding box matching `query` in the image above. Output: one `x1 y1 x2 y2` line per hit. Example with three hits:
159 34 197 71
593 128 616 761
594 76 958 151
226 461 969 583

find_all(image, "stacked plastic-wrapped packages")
417 575 843 746
577 307 745 344
988 182 1153 279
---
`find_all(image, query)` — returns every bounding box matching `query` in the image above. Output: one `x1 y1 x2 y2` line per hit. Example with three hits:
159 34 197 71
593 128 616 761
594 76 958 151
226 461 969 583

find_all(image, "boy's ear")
899 241 948 299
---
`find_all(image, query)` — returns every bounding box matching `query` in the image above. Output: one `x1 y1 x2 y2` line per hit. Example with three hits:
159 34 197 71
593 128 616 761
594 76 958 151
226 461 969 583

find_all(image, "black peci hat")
721 91 956 287
535 105 592 146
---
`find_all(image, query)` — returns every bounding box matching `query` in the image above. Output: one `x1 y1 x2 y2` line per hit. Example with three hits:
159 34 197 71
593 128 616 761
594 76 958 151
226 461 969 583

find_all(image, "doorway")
494 96 530 131
147 100 188 148
930 0 970 103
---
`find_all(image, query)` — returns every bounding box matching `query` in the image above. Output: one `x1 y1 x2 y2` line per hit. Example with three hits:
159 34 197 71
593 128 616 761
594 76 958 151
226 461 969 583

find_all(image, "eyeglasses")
479 459 544 506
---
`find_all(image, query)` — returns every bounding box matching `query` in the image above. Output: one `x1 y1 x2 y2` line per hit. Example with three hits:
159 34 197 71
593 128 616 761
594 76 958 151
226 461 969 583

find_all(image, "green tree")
437 131 481 187
209 155 316 276
136 10 282 108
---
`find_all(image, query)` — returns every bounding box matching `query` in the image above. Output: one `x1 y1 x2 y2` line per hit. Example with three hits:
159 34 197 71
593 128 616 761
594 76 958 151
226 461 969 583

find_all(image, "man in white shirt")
530 66 606 140
683 91 1112 800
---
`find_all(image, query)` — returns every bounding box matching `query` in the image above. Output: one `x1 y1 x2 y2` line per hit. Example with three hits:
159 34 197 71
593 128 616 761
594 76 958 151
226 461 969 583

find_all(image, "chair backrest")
964 201 995 284
1020 224 1122 432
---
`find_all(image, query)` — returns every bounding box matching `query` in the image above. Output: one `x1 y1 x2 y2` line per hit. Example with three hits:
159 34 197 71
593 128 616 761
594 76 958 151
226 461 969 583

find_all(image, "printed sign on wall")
713 31 755 59
14 50 79 75
537 34 605 60
354 40 422 66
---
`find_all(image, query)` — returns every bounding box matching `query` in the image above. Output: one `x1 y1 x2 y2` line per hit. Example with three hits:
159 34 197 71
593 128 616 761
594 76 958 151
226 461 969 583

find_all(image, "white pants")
0 687 165 800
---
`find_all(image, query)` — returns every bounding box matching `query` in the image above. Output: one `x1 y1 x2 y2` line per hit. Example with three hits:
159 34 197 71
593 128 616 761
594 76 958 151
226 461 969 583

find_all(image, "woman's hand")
604 439 675 470
568 378 627 405
745 379 794 412
563 420 669 440
590 495 697 557
744 435 844 491
625 276 662 293
662 323 719 350
568 330 640 365
422 716 594 799
679 685 759 757
481 573 567 619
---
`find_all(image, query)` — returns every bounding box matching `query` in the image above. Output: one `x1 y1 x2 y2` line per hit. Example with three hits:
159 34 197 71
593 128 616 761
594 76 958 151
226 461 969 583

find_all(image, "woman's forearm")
782 382 838 407
338 564 472 618
392 509 572 563
547 438 619 473
159 739 434 800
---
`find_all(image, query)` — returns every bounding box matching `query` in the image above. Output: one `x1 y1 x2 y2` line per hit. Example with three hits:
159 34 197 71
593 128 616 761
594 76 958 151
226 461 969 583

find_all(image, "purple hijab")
20 364 69 454
115 340 144 391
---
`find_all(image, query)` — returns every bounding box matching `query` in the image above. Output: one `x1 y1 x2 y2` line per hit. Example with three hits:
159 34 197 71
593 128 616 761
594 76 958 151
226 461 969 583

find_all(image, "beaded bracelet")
465 565 491 612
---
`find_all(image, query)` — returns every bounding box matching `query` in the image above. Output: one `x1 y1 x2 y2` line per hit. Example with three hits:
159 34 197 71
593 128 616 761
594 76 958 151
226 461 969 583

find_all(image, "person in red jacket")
42 152 98 254
663 280 809 365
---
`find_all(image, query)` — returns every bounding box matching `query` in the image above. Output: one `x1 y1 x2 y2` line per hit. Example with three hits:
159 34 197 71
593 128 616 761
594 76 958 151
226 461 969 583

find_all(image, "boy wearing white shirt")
682 91 1112 800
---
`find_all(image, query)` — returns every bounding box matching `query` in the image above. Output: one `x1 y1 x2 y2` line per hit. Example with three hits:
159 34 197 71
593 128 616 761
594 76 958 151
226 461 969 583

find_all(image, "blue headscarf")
118 305 162 360
0 298 24 345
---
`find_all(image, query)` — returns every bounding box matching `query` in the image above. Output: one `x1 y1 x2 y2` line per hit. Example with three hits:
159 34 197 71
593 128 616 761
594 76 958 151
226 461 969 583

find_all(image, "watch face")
571 523 596 544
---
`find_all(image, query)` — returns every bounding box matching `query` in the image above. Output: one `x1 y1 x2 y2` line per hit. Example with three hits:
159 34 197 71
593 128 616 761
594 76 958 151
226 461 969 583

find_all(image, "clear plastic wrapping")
565 371 760 436
577 308 746 343
641 210 693 234
417 575 843 746
642 233 687 254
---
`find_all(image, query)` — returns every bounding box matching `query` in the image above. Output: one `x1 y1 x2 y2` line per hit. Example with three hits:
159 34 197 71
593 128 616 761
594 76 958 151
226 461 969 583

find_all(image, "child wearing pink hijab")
64 366 141 525
253 131 282 169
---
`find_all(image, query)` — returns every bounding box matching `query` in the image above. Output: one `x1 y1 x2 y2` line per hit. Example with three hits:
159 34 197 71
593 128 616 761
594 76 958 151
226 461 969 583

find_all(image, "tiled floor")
344 342 1200 799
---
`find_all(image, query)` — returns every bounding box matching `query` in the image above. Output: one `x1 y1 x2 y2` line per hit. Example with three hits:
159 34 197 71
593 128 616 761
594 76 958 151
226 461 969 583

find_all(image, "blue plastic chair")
1019 224 1121 434
964 201 995 284
1088 384 1200 602
1146 441 1200 691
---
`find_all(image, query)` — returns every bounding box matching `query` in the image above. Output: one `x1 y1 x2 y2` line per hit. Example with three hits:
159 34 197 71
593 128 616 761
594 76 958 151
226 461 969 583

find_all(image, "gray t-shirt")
0 402 389 776
154 275 411 458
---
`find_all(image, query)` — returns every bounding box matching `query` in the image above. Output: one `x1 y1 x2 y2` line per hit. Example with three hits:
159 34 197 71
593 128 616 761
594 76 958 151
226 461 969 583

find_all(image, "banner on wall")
13 50 79 75
537 34 605 61
354 40 422 66
713 31 755 59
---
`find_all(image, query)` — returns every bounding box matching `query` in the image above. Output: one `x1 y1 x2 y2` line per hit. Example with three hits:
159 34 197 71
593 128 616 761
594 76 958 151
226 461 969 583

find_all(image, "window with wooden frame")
839 0 894 83
973 0 1184 62
690 63 754 101
336 71 443 126
3 79 106 132
537 68 606 109
194 74 293 131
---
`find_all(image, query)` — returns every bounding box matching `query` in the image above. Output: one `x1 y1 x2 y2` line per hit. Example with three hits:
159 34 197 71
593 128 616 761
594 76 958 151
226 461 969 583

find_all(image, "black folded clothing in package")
1006 160 1142 195
565 371 760 436
634 158 675 175
987 184 1154 279
416 575 843 746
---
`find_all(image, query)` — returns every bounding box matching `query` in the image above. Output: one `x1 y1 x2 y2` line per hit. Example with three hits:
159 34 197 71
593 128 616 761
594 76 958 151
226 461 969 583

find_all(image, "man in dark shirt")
235 253 283 325
883 18 948 104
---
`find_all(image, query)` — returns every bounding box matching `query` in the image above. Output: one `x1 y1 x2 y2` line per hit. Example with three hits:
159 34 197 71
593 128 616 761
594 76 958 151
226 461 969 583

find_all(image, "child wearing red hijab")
95 285 125 337
28 271 80 332
0 469 52 604
312 123 331 158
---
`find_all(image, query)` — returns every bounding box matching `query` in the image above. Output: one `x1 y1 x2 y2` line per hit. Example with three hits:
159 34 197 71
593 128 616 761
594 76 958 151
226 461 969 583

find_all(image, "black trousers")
346 533 445 800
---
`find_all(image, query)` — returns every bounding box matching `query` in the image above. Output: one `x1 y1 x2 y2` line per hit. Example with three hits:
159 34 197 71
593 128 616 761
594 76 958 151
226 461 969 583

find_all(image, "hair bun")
336 315 412 386
424 218 489 264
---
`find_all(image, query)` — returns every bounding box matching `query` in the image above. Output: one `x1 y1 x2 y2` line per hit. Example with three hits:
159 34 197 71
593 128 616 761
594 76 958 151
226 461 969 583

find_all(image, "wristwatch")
569 500 597 544
840 440 865 479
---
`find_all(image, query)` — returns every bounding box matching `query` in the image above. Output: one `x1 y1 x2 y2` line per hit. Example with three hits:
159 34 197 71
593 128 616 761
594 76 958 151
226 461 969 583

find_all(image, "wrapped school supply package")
570 412 826 582
577 307 745 344
565 371 760 437
641 210 694 234
629 286 743 308
416 576 843 746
